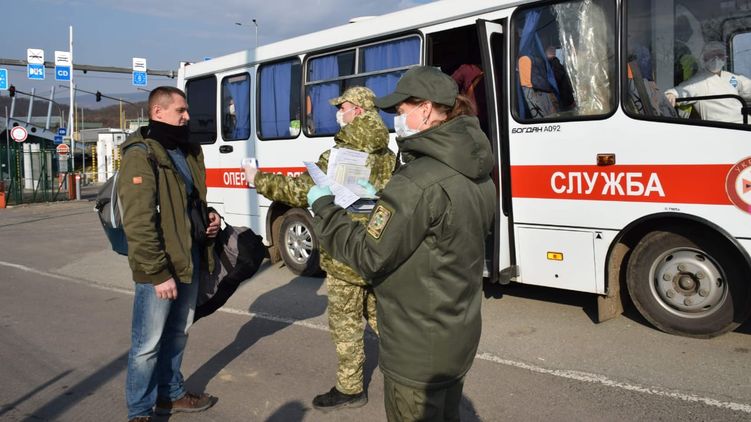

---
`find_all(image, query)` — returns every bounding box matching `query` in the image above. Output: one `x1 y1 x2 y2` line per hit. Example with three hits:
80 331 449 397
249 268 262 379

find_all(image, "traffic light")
8 85 15 97
96 91 102 102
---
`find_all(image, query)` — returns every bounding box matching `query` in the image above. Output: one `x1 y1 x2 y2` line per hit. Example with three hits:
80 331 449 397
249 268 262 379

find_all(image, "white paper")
304 161 332 186
304 160 374 209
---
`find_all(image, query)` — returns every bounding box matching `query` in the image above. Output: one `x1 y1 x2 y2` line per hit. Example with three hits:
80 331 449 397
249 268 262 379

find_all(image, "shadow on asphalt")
185 276 327 394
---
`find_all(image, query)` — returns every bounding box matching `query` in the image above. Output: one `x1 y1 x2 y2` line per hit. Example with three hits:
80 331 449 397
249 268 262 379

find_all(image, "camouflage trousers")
326 275 378 395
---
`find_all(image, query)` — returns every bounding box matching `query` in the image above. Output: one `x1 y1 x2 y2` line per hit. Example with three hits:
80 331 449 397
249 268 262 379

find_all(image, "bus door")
214 70 257 226
477 19 514 283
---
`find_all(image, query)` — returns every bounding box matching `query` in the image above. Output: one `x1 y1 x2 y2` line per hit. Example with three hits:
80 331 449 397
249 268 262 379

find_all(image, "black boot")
312 387 367 411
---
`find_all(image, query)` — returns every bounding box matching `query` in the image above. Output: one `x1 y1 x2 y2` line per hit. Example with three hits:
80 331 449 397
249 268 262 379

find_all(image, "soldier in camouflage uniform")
245 86 395 411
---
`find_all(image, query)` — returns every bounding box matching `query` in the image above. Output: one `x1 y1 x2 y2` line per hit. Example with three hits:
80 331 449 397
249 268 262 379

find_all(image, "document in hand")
305 148 377 212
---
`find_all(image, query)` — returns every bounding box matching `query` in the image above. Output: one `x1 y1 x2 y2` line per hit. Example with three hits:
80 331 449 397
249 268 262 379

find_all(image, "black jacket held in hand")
312 115 496 389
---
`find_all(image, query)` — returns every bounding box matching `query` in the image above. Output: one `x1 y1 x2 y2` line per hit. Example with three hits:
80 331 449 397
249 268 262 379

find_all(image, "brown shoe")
155 392 216 415
128 417 151 422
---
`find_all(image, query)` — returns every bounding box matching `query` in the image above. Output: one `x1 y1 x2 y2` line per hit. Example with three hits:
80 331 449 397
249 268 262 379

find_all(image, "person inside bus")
451 63 487 131
243 86 395 412
306 66 495 422
665 41 751 124
546 46 576 111
518 53 559 118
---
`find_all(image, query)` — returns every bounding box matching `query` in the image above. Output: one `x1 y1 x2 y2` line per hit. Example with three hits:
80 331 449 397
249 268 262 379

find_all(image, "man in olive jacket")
118 86 220 422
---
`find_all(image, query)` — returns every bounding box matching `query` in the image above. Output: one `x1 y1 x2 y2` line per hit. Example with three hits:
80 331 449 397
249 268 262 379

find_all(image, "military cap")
374 66 458 111
329 86 376 110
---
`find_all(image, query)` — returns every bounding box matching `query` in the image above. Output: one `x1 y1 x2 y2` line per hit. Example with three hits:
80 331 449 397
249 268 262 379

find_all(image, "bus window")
304 36 420 136
732 32 751 77
511 0 616 122
185 75 217 144
258 59 302 140
625 0 751 126
360 37 420 129
306 50 356 136
221 73 250 141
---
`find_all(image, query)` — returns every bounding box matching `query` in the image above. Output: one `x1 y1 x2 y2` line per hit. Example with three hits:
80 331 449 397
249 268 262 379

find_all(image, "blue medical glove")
357 179 378 196
307 185 333 207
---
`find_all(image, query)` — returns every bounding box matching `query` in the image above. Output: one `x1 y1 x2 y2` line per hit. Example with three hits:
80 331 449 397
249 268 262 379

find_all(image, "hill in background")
0 93 148 129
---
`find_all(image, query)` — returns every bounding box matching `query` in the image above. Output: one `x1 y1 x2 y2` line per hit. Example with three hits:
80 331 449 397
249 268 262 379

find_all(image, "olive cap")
374 66 458 111
329 86 376 110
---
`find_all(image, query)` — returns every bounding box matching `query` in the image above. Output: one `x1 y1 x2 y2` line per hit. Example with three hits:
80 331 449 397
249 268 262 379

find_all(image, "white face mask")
704 57 725 73
393 105 422 138
229 103 236 115
336 108 355 128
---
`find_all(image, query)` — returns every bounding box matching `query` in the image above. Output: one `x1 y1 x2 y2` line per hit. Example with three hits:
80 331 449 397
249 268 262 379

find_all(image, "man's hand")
242 161 259 187
206 212 221 239
665 92 677 107
155 277 178 300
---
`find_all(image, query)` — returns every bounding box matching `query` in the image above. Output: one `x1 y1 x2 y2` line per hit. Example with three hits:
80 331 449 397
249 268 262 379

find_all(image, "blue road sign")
54 135 63 144
27 64 45 80
57 127 67 136
132 71 147 86
0 68 8 90
55 66 71 81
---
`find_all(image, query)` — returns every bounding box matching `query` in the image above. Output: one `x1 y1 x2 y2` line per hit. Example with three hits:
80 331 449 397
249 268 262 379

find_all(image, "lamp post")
235 19 259 47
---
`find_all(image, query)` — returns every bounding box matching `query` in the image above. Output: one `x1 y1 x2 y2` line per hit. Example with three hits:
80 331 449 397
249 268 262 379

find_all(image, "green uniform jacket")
117 128 214 285
255 110 395 283
312 115 496 388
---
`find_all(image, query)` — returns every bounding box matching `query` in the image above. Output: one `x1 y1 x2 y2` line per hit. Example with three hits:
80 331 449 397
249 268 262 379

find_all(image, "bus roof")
181 0 530 78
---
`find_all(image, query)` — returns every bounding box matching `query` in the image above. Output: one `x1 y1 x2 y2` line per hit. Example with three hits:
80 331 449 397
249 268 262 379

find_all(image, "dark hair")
403 94 476 125
148 86 186 118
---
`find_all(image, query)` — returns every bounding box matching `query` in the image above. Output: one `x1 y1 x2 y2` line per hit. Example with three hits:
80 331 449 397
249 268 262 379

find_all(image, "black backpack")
195 222 267 321
94 143 156 256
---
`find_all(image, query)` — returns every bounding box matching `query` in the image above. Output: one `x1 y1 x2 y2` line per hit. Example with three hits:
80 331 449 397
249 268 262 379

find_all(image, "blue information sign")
55 66 71 81
132 71 147 86
57 127 67 136
0 68 8 90
54 135 63 144
27 64 45 80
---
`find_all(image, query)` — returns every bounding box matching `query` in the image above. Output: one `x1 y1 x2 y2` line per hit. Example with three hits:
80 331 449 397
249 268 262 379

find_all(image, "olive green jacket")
117 127 214 285
312 115 496 388
255 110 394 283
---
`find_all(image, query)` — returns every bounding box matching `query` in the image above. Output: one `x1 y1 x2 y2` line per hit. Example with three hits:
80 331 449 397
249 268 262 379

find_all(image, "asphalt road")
0 198 749 421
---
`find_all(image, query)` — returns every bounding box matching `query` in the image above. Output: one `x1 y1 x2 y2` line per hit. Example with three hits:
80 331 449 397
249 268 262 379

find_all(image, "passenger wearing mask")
244 86 394 412
665 41 751 124
307 66 496 421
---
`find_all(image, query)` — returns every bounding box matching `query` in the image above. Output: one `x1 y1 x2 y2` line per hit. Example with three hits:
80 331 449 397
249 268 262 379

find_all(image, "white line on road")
2 260 749 414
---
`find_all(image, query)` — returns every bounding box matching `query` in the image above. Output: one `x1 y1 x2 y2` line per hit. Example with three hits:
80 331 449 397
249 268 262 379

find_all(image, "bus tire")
626 228 750 338
278 208 321 276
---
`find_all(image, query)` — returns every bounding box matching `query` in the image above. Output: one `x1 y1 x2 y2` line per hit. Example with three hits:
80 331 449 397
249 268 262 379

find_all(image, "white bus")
178 0 751 338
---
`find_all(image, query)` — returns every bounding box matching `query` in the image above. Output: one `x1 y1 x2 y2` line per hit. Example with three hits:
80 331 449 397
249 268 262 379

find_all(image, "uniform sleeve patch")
132 176 143 184
367 204 393 239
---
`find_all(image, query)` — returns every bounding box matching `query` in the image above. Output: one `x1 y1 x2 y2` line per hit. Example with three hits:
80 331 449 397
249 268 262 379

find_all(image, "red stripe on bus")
510 164 733 205
206 167 307 189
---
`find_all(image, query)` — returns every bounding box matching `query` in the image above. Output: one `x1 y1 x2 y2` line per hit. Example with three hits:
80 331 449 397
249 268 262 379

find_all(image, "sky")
1 0 436 105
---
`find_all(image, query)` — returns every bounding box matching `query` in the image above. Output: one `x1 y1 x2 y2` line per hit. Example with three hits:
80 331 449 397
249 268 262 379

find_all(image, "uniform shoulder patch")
367 204 393 239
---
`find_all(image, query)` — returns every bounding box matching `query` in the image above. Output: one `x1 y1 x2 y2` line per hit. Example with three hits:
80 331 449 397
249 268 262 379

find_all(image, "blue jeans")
126 249 200 419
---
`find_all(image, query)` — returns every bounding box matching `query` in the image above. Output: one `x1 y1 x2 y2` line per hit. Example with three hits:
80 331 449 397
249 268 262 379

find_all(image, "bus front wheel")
277 209 321 276
626 228 750 338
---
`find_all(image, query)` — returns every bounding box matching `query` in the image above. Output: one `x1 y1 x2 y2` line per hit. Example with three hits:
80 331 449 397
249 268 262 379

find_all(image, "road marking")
476 352 751 413
2 259 750 414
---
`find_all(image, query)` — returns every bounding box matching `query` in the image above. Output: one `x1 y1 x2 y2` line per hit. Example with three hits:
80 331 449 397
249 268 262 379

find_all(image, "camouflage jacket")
255 110 394 284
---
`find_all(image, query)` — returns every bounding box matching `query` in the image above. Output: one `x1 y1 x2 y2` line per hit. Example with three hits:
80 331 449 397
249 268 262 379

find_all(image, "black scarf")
145 120 191 151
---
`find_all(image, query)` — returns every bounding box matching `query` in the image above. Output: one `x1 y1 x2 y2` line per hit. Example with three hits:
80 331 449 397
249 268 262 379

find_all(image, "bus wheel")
626 228 750 338
278 208 321 276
